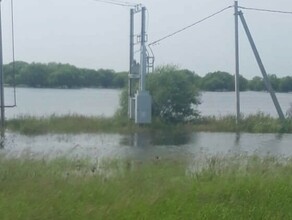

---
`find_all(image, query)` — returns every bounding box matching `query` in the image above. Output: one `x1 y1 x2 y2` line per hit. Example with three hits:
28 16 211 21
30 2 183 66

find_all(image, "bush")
118 65 201 123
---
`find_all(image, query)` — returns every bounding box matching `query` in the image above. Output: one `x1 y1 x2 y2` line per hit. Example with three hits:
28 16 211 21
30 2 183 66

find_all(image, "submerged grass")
6 113 292 135
0 156 291 219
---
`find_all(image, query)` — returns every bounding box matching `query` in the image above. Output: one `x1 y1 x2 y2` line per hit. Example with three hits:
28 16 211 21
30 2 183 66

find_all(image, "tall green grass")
6 115 187 135
6 114 134 135
194 113 292 133
5 113 292 135
0 156 291 219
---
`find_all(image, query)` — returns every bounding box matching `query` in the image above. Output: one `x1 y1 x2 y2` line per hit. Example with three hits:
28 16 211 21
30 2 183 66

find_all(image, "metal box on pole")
135 90 152 124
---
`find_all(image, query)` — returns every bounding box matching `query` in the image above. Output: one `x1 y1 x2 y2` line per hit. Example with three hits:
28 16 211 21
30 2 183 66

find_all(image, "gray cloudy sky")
1 0 292 78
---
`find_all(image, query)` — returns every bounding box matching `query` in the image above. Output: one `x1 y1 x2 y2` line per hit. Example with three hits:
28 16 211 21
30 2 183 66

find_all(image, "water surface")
4 88 292 118
2 88 292 160
2 131 292 160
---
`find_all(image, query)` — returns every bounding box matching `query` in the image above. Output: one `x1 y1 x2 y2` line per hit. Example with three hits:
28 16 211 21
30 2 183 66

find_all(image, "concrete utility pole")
128 6 152 124
134 6 152 124
139 7 146 92
128 5 143 120
234 0 240 124
0 0 5 129
238 11 285 120
128 8 135 119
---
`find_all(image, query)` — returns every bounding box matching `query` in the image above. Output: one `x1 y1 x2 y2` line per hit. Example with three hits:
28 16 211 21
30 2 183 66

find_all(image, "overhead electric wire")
93 0 137 7
109 0 136 6
239 6 292 15
148 5 233 47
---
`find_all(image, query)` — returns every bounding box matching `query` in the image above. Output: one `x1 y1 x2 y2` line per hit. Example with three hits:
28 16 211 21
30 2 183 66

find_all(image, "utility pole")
128 8 134 119
134 6 152 124
238 11 285 120
128 5 143 120
139 7 146 92
0 0 5 130
128 5 152 124
234 0 240 124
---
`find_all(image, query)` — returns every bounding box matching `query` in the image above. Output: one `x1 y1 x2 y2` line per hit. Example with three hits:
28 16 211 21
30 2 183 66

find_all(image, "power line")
239 6 292 15
93 0 137 7
148 5 233 47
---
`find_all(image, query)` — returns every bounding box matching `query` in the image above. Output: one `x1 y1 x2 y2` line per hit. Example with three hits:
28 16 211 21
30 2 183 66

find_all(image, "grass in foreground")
0 156 291 219
6 113 292 135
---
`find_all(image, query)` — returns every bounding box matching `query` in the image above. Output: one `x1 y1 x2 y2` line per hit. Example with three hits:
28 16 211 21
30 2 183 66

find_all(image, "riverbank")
5 113 292 135
0 156 291 219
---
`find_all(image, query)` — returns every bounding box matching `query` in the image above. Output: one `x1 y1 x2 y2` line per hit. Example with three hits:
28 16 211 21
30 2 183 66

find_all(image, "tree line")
3 61 292 92
4 61 128 88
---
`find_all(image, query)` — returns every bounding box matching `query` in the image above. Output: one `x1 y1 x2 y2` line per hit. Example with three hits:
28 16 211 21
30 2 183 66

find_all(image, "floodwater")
2 88 292 159
2 131 292 160
4 87 292 118
5 88 120 118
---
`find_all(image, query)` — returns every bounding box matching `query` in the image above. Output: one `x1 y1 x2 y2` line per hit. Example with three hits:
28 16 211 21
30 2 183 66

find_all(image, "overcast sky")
1 0 292 78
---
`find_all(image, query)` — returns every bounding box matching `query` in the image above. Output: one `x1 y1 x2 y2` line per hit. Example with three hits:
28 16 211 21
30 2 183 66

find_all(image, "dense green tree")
268 74 280 91
201 71 234 91
118 66 201 122
80 69 101 87
248 76 264 91
18 63 49 87
2 61 292 93
98 69 115 88
112 72 127 88
49 65 81 88
238 75 248 91
4 61 28 85
279 76 292 92
147 66 200 122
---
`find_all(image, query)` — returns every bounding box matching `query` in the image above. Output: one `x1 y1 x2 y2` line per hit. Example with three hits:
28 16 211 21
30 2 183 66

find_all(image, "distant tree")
192 73 202 88
201 71 234 91
248 76 264 91
268 74 280 91
98 69 115 88
79 69 101 87
279 76 292 92
112 72 128 88
3 61 28 85
49 64 81 88
18 63 49 87
238 75 248 91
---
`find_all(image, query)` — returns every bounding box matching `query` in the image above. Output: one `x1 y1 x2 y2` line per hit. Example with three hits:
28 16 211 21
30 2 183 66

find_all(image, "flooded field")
2 88 292 160
2 131 292 160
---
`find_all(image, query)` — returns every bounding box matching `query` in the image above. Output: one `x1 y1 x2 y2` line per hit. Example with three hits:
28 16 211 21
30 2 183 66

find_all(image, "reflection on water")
1 131 292 160
121 131 191 147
